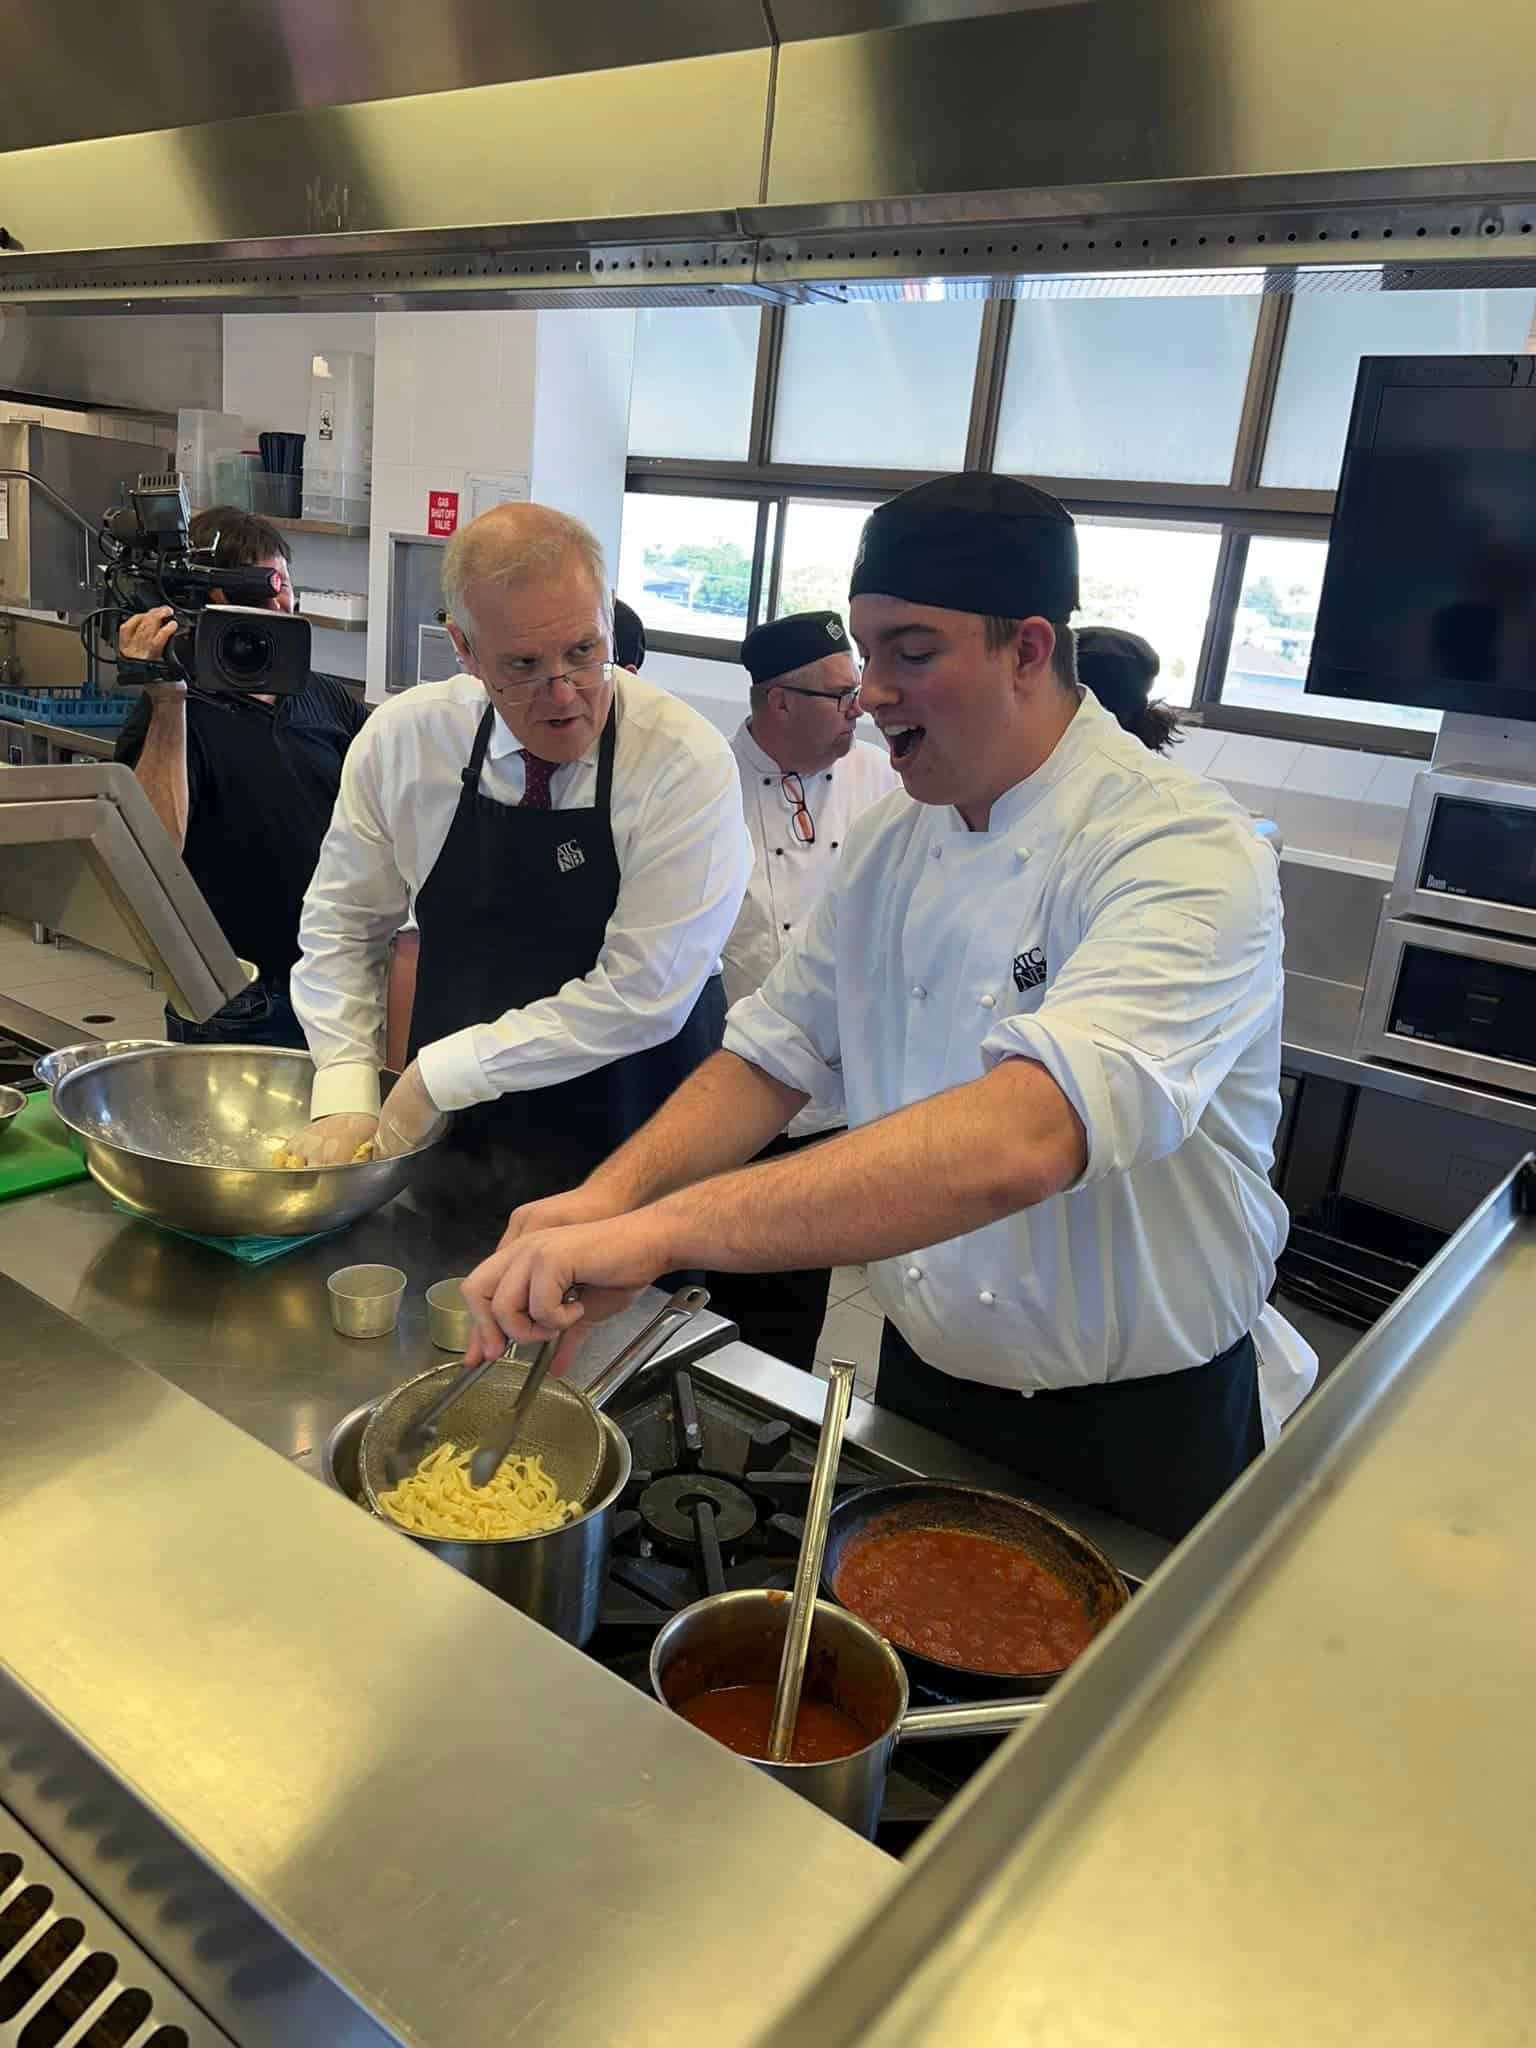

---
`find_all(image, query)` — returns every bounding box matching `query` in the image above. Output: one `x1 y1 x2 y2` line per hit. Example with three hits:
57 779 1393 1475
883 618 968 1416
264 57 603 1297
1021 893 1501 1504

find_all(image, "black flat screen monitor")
1308 353 1536 722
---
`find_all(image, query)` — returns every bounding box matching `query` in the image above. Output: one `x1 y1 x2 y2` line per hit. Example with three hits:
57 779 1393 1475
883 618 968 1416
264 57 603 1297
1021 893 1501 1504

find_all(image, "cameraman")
115 507 367 1048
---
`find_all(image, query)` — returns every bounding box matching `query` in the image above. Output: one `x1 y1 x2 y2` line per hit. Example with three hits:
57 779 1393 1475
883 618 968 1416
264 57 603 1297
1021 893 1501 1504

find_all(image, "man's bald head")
441 501 611 642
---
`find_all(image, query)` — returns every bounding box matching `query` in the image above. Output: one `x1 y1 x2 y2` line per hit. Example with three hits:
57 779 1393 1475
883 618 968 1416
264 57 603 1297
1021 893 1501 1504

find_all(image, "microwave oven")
1357 910 1536 1096
1389 768 1536 944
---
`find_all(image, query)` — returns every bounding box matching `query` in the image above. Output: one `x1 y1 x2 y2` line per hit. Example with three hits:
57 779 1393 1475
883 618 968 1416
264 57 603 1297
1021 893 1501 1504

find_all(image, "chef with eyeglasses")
461 474 1289 1543
285 501 750 1212
709 612 899 1367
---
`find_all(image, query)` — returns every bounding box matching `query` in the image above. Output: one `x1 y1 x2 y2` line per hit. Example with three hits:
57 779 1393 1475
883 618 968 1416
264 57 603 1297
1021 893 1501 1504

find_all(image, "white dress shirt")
724 721 900 1137
295 671 751 1117
723 689 1288 1394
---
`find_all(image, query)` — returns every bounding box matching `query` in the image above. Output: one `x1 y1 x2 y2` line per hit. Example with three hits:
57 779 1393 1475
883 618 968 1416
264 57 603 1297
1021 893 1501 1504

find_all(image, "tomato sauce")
677 1683 869 1762
835 1527 1097 1676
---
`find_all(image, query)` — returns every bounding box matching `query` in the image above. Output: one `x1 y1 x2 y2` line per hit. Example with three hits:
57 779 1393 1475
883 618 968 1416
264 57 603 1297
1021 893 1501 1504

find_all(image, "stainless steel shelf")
271 514 370 539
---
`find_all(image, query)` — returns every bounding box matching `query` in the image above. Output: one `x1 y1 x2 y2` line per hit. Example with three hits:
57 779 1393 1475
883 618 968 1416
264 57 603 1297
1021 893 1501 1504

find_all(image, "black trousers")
876 1320 1264 1545
705 1130 839 1372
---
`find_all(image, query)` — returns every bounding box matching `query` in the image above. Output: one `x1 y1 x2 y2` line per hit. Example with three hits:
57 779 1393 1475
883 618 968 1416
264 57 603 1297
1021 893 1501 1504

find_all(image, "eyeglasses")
781 771 815 845
775 682 862 712
488 658 613 706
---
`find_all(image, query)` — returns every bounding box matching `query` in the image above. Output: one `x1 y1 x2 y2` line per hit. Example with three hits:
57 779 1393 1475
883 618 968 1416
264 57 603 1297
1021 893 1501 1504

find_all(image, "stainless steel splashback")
3 1 1536 310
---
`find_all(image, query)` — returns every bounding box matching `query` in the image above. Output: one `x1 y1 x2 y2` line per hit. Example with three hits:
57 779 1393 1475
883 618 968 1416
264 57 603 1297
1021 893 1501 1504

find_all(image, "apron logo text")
1012 946 1048 992
556 840 586 874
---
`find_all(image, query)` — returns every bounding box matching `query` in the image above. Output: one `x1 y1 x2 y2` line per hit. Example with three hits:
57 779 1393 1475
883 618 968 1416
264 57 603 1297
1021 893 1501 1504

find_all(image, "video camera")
99 474 310 697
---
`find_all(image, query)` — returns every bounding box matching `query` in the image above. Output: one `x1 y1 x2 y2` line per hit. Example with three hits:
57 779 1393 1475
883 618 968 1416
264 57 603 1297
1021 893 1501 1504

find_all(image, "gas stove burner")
638 1471 758 1552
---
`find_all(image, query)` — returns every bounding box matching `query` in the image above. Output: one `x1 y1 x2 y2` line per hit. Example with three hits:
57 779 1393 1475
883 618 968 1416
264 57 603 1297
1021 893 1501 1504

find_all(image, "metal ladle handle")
768 1359 857 1763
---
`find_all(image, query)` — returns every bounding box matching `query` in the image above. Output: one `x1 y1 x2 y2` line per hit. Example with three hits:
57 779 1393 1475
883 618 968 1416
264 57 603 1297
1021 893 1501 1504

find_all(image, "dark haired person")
115 507 366 1046
463 474 1287 1545
1075 625 1181 753
613 596 646 671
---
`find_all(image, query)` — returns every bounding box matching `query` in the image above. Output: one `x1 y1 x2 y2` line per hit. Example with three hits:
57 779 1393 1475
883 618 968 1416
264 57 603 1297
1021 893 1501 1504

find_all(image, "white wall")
222 311 375 682
363 308 637 701
222 311 377 440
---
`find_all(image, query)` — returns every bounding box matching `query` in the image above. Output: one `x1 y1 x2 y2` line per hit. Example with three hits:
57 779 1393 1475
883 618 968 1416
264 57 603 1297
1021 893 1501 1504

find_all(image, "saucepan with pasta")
322 1387 631 1646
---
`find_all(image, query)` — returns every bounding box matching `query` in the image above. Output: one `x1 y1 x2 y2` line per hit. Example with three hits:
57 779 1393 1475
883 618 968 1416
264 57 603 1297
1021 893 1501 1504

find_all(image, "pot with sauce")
820 1481 1130 1698
650 1589 1045 1838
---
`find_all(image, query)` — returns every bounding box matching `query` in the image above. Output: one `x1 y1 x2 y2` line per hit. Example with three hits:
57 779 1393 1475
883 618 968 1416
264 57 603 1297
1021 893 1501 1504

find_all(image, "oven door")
1390 769 1536 943
1358 912 1536 1096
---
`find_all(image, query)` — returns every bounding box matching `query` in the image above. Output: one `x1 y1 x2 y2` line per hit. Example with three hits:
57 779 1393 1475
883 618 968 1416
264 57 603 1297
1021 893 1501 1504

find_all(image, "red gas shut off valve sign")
427 490 459 537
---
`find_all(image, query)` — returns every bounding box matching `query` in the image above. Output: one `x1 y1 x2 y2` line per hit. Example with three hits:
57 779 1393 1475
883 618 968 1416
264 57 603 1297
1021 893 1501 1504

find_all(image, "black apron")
408 703 725 1216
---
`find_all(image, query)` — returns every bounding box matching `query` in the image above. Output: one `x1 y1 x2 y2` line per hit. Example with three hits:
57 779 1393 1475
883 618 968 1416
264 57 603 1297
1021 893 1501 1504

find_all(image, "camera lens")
219 624 272 682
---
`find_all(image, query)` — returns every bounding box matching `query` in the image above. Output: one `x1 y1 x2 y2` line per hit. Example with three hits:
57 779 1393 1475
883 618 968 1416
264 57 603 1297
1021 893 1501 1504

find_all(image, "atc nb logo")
555 840 586 875
1012 945 1048 992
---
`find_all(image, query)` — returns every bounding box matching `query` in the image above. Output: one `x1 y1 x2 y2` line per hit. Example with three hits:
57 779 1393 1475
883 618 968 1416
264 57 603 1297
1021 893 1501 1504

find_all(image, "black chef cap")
849 473 1079 621
1076 626 1159 712
740 610 852 687
613 596 646 670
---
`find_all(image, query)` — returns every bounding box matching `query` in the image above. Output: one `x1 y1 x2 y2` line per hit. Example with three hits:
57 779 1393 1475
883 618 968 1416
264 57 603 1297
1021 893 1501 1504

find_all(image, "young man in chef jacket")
463 475 1288 1544
708 611 899 1368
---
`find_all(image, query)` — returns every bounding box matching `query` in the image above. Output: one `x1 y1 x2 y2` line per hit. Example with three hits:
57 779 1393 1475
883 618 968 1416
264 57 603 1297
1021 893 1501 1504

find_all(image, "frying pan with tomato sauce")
821 1480 1129 1699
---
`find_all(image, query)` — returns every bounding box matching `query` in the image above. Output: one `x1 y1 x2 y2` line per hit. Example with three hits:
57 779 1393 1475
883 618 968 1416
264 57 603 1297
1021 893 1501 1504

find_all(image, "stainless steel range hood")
4 0 1536 311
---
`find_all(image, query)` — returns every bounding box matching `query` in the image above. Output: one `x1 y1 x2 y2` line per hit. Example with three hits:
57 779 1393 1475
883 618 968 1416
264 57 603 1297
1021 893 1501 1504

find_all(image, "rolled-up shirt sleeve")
982 813 1281 1184
415 736 751 1113
724 878 846 1118
294 726 410 1118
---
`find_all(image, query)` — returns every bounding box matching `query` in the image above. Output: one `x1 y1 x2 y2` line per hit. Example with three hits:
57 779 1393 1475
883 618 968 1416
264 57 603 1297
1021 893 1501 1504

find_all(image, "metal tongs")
378 1284 710 1493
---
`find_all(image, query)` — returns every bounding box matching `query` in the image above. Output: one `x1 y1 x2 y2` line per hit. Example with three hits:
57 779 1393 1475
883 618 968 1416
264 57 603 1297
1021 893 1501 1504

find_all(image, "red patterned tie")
520 751 558 810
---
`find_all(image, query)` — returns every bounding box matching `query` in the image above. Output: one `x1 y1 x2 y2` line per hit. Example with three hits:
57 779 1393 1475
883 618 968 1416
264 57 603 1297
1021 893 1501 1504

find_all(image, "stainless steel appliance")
0 419 166 615
1388 765 1536 943
0 761 254 1023
1357 727 1536 1097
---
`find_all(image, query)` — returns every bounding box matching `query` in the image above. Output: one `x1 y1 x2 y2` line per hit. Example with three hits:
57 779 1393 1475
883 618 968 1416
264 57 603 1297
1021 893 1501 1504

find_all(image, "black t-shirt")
116 671 366 982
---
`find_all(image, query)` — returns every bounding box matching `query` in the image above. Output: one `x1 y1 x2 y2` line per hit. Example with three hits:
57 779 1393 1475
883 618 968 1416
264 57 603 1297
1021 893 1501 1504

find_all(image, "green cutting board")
0 1092 90 1202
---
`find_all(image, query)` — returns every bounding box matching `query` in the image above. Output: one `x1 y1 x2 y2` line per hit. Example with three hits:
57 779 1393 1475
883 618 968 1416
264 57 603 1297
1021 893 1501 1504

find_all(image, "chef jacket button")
906 1265 922 1282
912 984 927 1000
980 992 996 1009
1015 846 1030 864
831 841 839 850
782 922 791 931
930 845 942 860
979 1289 996 1306
774 847 784 856
763 777 771 786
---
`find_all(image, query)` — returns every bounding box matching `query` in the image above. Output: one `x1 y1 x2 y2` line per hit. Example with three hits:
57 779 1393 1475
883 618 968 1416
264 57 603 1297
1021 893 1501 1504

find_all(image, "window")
1261 285 1536 491
628 307 760 462
773 499 870 621
617 493 758 642
1222 536 1440 733
996 295 1261 485
1075 521 1223 707
771 302 985 470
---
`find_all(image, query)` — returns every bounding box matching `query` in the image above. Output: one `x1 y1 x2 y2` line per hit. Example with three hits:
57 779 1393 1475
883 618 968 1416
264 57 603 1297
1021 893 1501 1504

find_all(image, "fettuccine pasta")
377 1440 580 1539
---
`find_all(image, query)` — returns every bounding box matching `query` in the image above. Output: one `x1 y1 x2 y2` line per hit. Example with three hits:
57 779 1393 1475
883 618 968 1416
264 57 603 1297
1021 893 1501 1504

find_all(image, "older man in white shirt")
460 475 1287 1543
710 610 899 1366
286 502 750 1215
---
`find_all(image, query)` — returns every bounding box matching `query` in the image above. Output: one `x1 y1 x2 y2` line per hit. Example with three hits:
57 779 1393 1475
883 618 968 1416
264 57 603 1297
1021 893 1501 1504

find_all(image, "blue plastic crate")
0 688 132 732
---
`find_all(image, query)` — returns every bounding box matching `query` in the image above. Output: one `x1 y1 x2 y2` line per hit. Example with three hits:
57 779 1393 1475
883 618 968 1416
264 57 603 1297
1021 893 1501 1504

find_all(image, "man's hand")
461 1209 675 1369
375 1061 441 1160
496 1179 635 1249
118 606 183 688
286 1111 381 1166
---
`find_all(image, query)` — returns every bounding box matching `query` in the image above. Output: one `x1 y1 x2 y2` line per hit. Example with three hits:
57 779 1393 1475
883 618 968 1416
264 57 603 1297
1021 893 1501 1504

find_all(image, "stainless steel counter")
0 1265 892 2048
761 1159 1536 2047
0 1173 734 1475
1282 969 1536 1136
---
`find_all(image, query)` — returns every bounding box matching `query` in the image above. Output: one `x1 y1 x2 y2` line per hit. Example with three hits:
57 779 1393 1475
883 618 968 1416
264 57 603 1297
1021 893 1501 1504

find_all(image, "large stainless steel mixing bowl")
51 1046 447 1237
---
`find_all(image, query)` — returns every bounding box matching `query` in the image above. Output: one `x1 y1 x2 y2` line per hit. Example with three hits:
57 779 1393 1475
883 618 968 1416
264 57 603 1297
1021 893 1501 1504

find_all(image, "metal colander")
358 1357 608 1529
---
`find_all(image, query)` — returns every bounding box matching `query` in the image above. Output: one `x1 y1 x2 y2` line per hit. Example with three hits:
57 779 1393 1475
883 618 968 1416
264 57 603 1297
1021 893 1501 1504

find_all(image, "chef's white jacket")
724 721 900 1137
294 671 750 1117
724 689 1288 1393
